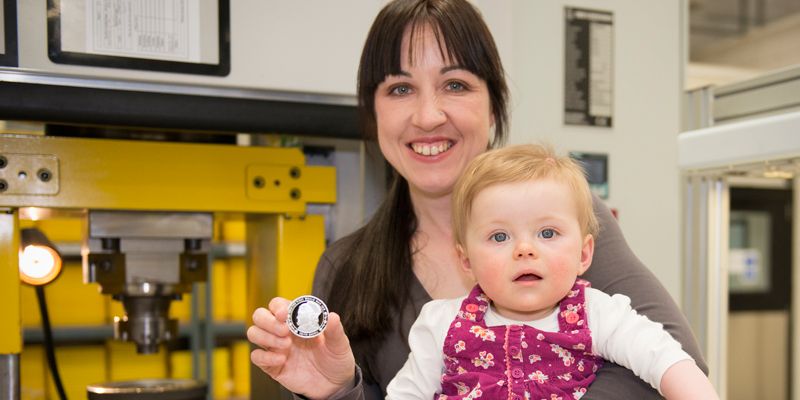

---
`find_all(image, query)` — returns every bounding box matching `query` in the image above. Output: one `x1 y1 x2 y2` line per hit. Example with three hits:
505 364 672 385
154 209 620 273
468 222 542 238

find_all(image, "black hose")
35 286 68 400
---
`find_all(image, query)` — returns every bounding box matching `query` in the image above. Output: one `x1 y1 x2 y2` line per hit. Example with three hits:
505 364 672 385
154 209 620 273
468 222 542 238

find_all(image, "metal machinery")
0 130 337 398
85 211 213 355
680 66 800 400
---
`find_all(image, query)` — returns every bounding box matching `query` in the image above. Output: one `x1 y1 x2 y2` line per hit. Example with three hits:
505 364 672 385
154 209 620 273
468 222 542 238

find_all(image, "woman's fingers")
246 324 291 351
268 297 291 321
251 304 290 337
248 299 292 355
250 347 287 375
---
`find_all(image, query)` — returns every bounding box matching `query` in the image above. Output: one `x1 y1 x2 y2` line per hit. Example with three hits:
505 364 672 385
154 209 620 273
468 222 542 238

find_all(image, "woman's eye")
446 81 465 92
491 232 508 242
389 85 411 96
538 229 557 239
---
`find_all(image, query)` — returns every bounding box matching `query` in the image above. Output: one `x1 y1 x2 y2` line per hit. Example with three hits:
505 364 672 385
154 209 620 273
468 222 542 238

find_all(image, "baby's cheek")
550 258 581 278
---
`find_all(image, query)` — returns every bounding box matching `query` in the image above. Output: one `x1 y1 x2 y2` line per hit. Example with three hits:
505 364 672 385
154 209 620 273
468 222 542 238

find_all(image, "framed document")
47 0 230 76
0 0 19 67
564 7 613 127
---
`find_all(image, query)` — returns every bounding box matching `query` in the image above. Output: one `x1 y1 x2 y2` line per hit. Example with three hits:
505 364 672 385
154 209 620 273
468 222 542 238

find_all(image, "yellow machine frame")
0 134 336 399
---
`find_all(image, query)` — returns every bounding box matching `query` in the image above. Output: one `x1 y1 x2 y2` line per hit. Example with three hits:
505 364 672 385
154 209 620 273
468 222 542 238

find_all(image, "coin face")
286 295 329 338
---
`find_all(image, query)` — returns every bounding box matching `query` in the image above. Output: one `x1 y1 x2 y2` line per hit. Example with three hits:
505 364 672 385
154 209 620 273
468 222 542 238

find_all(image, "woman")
248 1 706 399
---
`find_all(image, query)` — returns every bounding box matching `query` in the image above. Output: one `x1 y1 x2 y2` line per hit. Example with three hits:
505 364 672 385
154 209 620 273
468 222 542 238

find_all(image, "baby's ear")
577 234 595 275
455 244 474 277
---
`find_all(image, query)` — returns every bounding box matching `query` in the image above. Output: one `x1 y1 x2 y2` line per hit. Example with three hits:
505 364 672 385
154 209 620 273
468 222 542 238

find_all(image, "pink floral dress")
438 279 602 400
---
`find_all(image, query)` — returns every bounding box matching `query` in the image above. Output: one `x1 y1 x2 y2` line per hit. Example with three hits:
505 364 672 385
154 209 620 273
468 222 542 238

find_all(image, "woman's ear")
577 234 595 275
456 244 475 279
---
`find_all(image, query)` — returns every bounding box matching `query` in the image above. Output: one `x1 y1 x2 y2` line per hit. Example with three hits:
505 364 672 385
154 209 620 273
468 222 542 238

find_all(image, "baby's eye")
491 232 508 242
538 229 557 239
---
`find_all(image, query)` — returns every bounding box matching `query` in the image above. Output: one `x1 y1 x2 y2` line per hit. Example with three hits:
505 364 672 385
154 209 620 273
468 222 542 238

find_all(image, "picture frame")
47 0 230 76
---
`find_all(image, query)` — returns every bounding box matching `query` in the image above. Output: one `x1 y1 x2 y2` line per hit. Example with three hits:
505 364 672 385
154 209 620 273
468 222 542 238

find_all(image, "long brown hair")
326 0 509 384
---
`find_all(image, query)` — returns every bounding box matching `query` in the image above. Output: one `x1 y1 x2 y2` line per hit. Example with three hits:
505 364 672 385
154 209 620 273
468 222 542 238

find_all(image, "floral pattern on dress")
438 281 602 400
453 381 469 395
472 351 495 369
469 325 497 342
464 384 483 399
510 346 523 362
443 383 482 400
459 311 477 321
454 340 466 353
528 370 549 384
560 303 581 317
550 344 575 367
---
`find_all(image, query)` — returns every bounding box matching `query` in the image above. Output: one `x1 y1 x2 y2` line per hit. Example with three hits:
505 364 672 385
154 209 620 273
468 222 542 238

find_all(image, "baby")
386 144 716 399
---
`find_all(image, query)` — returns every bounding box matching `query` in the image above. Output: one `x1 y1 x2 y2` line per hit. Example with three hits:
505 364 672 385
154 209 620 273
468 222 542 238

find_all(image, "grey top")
308 196 706 400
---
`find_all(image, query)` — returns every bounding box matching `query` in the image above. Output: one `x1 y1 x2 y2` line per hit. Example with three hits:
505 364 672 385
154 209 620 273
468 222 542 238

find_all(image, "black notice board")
0 0 18 67
564 7 613 127
47 0 230 76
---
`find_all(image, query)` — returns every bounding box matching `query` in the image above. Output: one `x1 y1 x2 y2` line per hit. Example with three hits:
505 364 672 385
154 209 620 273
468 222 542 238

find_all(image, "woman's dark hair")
326 0 509 385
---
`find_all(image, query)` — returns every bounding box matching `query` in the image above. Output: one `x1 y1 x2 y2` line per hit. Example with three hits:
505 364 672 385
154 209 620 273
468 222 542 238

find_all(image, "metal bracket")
0 153 59 195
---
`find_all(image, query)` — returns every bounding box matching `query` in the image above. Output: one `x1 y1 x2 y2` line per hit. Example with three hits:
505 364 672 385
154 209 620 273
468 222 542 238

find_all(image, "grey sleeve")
289 367 368 400
291 244 380 400
581 196 707 399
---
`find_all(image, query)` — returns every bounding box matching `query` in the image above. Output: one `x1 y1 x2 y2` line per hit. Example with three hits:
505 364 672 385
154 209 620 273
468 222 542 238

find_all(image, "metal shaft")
0 354 20 400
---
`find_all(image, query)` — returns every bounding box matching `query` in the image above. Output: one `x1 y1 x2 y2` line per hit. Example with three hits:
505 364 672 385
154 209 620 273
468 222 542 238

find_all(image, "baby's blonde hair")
452 144 599 248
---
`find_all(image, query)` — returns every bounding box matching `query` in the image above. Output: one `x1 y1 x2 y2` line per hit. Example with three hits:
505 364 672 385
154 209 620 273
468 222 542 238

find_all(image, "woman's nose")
411 93 447 131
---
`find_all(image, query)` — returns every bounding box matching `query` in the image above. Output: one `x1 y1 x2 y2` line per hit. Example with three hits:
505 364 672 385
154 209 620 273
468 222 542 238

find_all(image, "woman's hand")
248 297 356 400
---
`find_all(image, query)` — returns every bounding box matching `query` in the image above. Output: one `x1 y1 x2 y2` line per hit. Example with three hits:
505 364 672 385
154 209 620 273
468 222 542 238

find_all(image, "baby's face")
458 178 594 321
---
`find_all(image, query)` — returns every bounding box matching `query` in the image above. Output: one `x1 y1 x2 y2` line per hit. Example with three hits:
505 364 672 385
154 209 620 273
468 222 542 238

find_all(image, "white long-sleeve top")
386 288 693 399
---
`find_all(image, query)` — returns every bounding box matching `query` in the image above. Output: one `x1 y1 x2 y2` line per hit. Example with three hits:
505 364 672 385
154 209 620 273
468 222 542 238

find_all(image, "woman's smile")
409 139 454 157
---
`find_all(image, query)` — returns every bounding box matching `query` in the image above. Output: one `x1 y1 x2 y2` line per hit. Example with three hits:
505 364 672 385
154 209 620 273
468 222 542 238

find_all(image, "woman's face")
374 24 493 198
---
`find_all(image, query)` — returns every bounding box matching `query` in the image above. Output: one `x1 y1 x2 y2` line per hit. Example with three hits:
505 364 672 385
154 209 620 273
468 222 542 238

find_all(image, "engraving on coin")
286 295 329 338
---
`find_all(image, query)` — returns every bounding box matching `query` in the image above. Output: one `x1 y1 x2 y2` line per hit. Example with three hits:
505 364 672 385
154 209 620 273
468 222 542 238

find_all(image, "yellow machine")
0 134 336 399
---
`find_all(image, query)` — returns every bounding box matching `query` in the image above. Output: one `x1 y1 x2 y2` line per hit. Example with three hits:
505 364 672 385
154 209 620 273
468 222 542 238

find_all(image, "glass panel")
688 0 800 88
728 210 771 293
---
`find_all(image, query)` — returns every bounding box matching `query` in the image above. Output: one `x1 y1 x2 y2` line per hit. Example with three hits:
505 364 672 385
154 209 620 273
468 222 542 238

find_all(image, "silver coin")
286 295 329 338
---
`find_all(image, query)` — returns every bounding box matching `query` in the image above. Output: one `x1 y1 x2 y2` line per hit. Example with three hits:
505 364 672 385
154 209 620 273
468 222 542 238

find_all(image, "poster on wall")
564 7 613 127
47 0 230 76
0 0 19 67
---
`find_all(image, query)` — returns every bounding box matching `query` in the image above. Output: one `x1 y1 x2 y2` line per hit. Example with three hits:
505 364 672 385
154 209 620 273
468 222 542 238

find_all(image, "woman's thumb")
323 312 352 355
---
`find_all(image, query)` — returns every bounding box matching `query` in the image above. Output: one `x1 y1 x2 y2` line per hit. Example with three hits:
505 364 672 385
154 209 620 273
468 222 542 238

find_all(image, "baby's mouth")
409 140 453 156
514 273 542 282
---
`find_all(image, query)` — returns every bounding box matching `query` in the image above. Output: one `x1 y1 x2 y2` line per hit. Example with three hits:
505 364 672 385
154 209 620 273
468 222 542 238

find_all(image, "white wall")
15 1 684 301
492 1 684 300
17 1 385 96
